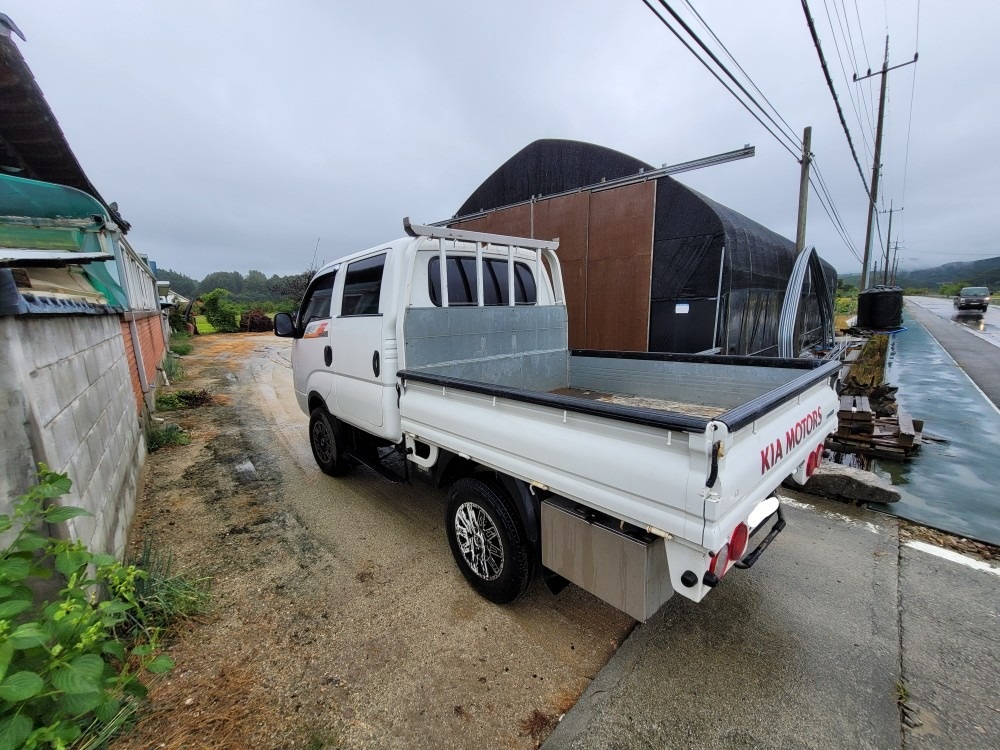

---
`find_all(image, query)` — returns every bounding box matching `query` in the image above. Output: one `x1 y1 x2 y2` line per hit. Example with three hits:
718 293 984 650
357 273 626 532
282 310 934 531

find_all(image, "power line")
899 0 920 216
810 161 863 262
654 1 801 149
638 0 800 158
820 0 875 151
800 0 872 199
680 0 799 144
833 0 877 145
852 0 873 68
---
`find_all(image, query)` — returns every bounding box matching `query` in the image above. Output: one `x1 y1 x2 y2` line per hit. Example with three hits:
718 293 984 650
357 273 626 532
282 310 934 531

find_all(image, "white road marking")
905 541 1000 576
779 496 879 533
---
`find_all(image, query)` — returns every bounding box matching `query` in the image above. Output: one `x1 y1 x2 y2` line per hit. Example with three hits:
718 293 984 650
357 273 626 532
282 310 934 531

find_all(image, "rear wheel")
446 478 533 604
309 408 347 476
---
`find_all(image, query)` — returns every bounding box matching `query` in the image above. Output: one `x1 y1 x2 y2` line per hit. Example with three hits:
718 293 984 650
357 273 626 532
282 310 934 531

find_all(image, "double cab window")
428 256 536 306
341 254 386 316
297 271 336 336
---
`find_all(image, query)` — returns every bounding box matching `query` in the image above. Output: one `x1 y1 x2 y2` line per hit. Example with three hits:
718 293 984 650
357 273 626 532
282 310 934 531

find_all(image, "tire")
309 408 347 476
446 477 533 604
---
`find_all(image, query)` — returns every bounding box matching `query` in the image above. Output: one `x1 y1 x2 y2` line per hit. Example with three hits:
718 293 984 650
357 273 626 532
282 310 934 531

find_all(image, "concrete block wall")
0 313 145 556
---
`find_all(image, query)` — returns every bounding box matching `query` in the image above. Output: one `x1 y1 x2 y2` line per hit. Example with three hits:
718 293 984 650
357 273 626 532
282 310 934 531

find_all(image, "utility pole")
890 241 900 285
856 37 918 289
880 201 903 285
795 126 812 254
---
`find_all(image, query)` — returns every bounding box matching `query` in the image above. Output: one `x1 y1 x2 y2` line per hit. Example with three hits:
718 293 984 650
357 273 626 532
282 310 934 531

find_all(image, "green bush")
0 467 176 749
199 289 240 333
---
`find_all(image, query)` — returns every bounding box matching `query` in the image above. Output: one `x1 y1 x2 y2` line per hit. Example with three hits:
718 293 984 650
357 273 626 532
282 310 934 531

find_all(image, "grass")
163 352 185 382
156 389 212 411
126 537 212 632
146 422 190 452
169 331 193 356
895 680 911 704
194 315 216 334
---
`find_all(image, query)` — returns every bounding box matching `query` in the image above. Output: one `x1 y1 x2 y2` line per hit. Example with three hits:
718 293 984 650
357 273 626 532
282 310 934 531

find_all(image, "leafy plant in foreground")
0 466 174 749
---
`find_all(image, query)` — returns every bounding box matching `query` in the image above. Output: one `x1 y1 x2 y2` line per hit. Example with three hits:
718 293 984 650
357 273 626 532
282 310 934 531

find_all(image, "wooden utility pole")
856 38 918 289
795 126 812 253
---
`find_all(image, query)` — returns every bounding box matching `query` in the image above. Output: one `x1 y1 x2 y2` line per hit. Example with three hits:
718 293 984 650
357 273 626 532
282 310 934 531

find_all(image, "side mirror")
273 312 296 338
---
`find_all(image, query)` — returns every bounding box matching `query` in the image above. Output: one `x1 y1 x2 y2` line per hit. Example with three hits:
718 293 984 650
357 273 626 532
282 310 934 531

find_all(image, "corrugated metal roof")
0 31 130 231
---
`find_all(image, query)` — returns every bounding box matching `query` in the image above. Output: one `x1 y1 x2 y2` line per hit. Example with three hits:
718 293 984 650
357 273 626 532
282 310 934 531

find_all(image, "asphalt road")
904 296 1000 409
905 295 1000 350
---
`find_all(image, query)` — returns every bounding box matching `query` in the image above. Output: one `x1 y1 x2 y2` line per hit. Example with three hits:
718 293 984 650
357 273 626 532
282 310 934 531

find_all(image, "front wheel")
309 408 347 476
446 478 533 604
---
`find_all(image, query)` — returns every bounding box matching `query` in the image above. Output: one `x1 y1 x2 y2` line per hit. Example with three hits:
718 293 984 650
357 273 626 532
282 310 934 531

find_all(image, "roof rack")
402 217 558 251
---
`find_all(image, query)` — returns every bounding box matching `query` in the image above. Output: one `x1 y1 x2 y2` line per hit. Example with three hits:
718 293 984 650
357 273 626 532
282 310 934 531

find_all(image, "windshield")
959 287 989 295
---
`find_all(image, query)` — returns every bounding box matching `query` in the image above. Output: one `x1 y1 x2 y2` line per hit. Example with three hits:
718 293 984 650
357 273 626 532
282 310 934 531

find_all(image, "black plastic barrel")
856 285 903 329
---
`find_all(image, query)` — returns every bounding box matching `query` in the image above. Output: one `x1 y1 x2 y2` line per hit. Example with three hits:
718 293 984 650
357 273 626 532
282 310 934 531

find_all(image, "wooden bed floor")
550 387 727 419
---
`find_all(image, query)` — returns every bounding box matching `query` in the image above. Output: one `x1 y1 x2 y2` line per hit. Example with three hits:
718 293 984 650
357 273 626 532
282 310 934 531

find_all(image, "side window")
428 256 536 306
297 271 336 336
341 254 386 316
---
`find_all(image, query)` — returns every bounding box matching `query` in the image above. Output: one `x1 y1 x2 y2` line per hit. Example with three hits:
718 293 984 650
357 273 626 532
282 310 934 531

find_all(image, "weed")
169 341 193 356
125 538 211 632
0 466 179 749
520 709 558 744
146 423 190 452
156 389 212 412
163 352 185 382
895 680 911 704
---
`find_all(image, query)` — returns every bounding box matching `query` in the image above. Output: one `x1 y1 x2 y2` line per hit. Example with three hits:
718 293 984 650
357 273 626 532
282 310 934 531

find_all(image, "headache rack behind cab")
402 217 565 308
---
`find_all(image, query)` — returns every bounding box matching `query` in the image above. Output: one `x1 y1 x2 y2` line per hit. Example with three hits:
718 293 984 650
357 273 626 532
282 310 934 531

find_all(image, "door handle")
324 346 332 367
372 350 380 377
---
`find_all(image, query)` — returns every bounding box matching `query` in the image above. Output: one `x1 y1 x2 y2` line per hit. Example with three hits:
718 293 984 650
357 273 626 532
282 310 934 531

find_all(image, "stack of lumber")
826 395 923 459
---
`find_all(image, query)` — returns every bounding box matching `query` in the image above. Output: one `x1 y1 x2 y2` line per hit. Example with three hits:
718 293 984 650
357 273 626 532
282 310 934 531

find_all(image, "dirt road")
118 333 633 749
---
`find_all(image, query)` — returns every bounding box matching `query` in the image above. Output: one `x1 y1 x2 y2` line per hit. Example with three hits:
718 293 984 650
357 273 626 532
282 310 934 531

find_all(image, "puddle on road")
865 310 1000 545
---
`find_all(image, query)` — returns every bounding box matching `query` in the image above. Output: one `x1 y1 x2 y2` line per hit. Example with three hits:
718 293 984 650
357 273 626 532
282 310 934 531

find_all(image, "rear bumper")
735 505 785 569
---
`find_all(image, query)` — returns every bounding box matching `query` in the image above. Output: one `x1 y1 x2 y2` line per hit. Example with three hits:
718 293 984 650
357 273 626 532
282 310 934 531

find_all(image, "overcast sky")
4 1 994 279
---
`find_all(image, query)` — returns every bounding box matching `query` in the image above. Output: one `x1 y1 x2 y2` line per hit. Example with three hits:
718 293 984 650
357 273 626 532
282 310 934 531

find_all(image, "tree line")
155 267 312 308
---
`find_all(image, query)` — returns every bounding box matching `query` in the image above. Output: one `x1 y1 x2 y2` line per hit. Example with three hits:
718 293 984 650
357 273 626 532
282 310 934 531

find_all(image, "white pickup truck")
273 220 839 620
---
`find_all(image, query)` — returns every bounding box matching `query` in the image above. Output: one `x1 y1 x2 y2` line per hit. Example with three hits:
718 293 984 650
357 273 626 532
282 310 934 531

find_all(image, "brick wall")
120 312 167 410
0 314 145 556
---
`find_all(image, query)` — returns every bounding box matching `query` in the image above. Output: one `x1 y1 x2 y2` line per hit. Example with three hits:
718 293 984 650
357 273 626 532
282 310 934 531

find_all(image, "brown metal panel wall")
452 204 532 237
532 193 590 349
585 182 655 351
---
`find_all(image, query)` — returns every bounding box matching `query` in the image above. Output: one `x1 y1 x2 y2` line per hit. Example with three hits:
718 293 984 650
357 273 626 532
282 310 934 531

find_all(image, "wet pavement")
905 294 1000 350
864 302 1000 546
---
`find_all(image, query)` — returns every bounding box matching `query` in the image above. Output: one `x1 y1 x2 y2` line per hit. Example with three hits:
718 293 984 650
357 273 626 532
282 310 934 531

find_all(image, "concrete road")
545 495 1000 750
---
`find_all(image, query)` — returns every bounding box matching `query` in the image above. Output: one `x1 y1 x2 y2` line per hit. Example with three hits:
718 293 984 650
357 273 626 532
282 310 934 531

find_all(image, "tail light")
729 522 749 562
709 543 730 577
709 521 751 579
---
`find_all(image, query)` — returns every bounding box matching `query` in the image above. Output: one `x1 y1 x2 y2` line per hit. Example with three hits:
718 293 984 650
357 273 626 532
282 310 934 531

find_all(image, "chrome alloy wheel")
453 501 505 581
